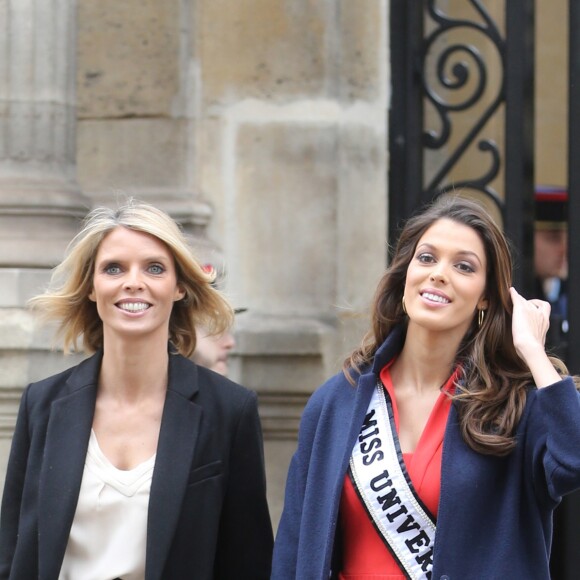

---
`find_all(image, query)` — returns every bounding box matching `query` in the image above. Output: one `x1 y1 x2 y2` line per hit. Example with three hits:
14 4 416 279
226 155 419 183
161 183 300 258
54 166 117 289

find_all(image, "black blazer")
0 350 273 579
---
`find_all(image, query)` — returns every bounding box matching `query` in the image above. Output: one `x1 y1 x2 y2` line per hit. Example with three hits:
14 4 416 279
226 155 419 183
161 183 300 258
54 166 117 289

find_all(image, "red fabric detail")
339 364 457 577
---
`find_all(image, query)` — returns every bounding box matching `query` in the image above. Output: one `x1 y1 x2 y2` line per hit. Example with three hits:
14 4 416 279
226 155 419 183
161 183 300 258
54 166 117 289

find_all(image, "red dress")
339 362 457 579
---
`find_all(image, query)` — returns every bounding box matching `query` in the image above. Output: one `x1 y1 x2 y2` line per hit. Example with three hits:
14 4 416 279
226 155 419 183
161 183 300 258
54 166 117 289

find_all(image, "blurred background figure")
534 186 569 360
534 186 572 580
192 327 236 376
192 264 246 377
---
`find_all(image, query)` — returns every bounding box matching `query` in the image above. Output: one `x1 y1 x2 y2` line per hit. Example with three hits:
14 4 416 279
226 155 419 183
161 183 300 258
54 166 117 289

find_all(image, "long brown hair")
344 195 570 456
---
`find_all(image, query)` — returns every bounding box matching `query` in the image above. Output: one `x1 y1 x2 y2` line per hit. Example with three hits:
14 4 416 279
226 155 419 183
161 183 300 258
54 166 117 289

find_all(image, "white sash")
349 381 436 580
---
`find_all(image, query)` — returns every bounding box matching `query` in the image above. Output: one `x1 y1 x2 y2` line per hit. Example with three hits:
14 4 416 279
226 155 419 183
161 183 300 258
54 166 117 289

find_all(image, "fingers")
509 286 523 303
510 287 551 315
529 299 551 316
510 287 551 358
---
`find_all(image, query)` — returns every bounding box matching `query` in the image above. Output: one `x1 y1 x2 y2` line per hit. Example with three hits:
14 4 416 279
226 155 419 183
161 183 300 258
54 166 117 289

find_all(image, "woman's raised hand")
509 287 561 388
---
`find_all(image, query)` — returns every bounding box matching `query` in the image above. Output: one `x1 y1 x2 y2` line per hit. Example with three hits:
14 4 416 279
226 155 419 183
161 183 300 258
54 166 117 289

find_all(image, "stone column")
0 0 88 487
0 0 88 267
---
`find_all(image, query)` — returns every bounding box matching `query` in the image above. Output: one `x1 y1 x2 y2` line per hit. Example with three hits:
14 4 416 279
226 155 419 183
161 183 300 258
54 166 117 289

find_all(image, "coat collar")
38 347 202 580
166 349 199 399
370 324 406 376
320 326 407 576
58 344 201 398
38 353 101 579
146 353 202 580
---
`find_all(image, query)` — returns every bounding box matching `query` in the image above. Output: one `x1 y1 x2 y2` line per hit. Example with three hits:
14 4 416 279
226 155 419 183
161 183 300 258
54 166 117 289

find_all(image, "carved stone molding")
0 0 89 267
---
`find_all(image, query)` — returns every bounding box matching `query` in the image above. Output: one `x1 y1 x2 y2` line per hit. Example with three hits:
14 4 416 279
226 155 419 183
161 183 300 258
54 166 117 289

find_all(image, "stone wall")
0 0 390 532
186 0 389 526
1 0 568 534
0 0 89 492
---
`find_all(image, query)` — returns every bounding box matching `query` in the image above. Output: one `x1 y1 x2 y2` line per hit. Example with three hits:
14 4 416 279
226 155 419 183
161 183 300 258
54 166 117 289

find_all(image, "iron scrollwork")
421 0 505 214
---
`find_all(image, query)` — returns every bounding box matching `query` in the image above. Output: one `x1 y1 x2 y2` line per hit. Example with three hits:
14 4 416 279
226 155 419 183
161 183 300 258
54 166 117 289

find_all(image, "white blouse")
59 430 155 580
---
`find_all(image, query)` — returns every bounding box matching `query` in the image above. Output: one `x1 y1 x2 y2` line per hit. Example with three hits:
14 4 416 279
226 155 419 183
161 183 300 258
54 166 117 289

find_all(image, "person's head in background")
534 187 568 281
192 327 236 376
191 264 244 376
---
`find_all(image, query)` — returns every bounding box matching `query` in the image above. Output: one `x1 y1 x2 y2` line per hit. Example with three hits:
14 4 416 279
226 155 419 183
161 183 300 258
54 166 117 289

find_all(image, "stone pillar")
0 0 88 267
0 0 88 487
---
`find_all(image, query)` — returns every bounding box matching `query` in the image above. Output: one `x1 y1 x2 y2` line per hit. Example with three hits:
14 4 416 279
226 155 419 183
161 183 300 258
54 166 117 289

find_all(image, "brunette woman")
272 196 580 579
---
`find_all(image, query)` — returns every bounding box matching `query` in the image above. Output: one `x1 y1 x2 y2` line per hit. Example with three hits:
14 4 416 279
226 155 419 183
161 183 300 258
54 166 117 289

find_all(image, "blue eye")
148 264 165 275
104 264 122 275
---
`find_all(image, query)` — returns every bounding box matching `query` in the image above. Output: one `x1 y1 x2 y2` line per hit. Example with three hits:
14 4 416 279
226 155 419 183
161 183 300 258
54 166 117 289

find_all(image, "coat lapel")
38 353 101 580
323 326 407 574
338 325 407 480
145 354 202 580
36 350 202 580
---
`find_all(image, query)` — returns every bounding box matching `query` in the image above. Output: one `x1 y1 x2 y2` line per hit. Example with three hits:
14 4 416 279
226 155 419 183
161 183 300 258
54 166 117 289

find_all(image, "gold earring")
478 309 485 328
402 296 407 315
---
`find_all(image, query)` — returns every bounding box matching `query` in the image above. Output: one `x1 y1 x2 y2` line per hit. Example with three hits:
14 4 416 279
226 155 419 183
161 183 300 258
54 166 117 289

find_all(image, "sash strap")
349 382 436 580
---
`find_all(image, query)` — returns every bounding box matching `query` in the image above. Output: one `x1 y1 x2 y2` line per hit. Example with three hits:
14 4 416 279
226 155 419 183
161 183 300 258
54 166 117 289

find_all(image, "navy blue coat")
272 326 580 579
0 350 273 579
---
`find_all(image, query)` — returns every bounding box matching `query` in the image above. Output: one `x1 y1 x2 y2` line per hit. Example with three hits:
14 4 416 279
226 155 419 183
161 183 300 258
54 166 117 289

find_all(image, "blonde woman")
0 200 273 579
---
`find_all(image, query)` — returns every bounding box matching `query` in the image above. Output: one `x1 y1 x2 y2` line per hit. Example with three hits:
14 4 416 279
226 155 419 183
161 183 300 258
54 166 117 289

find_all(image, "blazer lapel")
38 353 101 580
145 354 202 580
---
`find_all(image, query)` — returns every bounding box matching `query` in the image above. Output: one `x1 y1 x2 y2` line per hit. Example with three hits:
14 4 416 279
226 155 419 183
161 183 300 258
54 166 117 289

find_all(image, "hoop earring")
478 309 485 328
402 296 407 315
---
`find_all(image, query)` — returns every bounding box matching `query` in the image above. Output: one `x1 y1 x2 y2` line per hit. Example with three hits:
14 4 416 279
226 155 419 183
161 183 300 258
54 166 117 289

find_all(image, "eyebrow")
95 254 172 264
416 243 484 267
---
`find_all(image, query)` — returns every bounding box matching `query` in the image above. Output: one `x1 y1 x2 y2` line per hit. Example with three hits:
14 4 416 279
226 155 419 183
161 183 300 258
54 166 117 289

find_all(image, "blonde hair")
29 199 234 357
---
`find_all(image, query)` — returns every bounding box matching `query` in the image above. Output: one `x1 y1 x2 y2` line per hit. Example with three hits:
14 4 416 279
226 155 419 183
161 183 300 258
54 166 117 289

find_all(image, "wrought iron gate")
388 1 579 577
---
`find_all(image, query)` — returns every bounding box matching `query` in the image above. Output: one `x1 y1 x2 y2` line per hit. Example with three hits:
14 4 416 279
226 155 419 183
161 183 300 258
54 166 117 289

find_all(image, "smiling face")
403 218 488 340
89 227 185 347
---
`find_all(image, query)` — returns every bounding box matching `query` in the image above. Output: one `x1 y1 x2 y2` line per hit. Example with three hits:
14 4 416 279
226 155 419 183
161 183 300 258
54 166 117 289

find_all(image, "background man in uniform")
533 186 569 360
533 186 574 580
